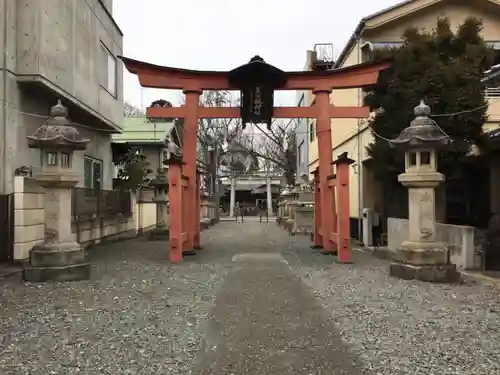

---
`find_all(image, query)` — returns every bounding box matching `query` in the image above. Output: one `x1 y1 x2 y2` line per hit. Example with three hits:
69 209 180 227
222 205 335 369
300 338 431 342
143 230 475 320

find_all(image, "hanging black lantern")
228 56 287 130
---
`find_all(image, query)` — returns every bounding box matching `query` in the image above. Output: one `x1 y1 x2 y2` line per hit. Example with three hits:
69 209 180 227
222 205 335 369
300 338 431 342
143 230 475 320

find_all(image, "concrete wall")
15 0 123 127
100 0 113 13
13 177 45 260
387 217 477 271
73 210 136 247
0 0 123 194
12 177 159 260
136 202 157 233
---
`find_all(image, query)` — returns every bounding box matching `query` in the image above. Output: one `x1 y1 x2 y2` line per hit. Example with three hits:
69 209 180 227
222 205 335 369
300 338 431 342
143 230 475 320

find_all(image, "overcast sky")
113 0 401 109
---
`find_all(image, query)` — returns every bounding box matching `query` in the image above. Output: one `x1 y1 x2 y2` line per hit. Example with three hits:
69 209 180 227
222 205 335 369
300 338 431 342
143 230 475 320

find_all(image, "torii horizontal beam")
146 105 370 119
119 56 390 91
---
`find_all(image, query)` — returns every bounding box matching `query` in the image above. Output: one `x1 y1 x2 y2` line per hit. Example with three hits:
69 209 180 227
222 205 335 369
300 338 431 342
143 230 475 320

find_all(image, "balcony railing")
486 87 500 98
72 188 132 221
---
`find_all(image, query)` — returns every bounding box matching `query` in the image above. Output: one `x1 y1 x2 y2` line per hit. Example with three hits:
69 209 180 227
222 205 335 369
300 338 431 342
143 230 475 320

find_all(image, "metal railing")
485 87 500 98
72 188 132 221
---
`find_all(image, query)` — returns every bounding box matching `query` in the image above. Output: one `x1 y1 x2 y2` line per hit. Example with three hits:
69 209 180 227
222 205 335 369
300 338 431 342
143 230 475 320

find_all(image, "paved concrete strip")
191 255 366 375
231 253 288 263
460 270 500 290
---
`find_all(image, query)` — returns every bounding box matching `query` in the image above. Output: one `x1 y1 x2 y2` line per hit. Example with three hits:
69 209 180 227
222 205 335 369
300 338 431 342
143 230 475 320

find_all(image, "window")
420 151 431 165
409 152 417 166
309 120 316 142
100 42 116 96
298 141 304 166
46 152 58 166
84 156 103 190
61 152 71 168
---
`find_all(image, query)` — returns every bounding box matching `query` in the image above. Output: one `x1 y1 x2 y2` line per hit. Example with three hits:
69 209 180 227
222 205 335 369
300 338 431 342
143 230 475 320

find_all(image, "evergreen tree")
114 149 153 191
365 17 494 183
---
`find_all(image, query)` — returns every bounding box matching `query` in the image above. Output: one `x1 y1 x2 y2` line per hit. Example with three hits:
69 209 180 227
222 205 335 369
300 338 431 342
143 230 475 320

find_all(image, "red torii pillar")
183 89 201 252
165 156 186 263
314 89 337 253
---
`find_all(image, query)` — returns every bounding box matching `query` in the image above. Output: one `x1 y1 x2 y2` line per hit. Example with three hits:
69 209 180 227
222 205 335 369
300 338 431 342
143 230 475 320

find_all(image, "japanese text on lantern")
252 87 263 116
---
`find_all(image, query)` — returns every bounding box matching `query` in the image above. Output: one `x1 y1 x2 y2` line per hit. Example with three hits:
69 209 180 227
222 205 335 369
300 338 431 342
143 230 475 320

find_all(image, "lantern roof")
228 56 288 88
27 100 90 150
388 100 450 149
152 168 168 187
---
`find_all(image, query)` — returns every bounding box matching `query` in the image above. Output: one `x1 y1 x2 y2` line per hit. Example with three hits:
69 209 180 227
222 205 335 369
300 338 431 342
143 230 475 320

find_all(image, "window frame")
309 120 316 142
100 41 117 97
84 155 104 190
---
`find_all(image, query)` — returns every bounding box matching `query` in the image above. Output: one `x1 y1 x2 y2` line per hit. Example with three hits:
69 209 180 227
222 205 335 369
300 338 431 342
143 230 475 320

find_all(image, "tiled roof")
112 117 175 144
483 64 500 83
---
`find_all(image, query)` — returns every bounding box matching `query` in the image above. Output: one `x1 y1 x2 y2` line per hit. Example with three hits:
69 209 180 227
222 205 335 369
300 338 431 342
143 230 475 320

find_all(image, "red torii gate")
120 55 389 263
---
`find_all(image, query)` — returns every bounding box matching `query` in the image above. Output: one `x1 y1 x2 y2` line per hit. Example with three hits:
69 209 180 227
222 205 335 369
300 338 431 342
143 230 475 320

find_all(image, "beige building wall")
308 0 500 222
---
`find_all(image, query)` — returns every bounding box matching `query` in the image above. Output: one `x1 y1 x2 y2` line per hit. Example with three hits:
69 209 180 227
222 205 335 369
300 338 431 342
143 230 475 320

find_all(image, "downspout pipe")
2 0 8 193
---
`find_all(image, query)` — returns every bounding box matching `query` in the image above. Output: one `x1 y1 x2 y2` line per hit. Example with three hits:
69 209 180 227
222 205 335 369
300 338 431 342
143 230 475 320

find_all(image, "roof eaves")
334 0 419 68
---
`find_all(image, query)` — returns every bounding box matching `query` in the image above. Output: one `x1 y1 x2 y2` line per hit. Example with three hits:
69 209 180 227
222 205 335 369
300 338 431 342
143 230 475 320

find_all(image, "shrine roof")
112 117 174 145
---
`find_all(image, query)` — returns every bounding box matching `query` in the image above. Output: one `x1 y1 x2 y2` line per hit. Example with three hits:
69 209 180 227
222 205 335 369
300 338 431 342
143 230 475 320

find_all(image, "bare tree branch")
124 101 145 117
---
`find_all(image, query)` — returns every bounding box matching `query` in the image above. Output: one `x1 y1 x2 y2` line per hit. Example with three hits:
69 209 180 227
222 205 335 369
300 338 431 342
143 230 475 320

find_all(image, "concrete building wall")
0 0 123 193
15 0 123 127
100 0 113 13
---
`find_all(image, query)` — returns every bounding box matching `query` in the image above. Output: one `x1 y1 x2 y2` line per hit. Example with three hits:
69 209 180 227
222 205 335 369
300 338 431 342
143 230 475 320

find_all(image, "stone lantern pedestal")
24 100 90 282
388 100 458 283
149 168 170 240
287 183 301 235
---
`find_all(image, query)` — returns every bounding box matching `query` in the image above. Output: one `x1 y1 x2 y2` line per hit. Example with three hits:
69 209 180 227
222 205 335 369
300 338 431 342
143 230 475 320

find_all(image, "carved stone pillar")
229 175 236 217
266 175 273 217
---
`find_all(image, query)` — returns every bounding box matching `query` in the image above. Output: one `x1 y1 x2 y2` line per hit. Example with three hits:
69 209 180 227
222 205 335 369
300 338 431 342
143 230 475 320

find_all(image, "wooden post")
333 153 354 263
311 167 322 248
194 171 202 249
167 159 184 263
181 175 191 255
182 89 202 252
314 89 336 252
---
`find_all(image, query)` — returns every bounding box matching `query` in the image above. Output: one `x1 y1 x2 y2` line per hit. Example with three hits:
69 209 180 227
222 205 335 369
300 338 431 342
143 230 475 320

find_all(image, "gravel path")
1 222 499 375
0 238 226 375
285 240 500 375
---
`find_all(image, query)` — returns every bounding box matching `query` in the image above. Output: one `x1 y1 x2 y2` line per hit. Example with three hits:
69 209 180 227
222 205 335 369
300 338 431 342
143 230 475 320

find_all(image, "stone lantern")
388 100 458 282
149 167 170 240
280 186 294 231
24 100 90 282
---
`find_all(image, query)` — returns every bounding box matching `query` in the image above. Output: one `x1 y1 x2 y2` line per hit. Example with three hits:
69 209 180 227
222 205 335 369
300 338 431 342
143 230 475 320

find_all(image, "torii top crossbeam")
119 56 390 119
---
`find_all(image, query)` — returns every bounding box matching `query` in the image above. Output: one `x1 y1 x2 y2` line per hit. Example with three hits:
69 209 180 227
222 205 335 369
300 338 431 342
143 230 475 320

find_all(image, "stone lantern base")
149 227 170 241
200 218 211 230
23 242 90 282
389 241 459 283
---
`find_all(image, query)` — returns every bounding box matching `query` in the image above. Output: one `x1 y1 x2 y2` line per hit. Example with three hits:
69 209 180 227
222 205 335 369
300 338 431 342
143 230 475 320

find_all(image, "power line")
429 103 489 117
1 97 489 142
